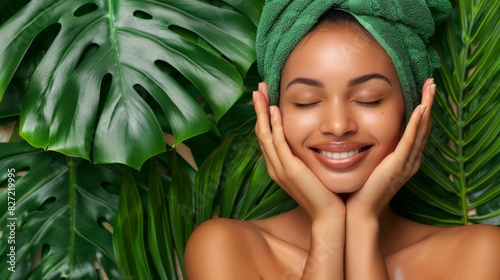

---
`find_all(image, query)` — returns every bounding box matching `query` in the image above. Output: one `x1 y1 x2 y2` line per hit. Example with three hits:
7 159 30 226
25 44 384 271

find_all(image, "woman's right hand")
253 82 345 221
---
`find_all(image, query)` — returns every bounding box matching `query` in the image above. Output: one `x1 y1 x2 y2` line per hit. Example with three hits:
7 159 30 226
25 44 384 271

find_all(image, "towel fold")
256 0 451 121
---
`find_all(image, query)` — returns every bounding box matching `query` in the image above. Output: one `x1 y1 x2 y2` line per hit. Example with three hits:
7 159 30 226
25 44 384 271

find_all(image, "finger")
261 151 278 180
414 80 436 153
417 78 434 118
395 78 435 156
421 78 435 107
394 104 425 160
259 82 270 105
253 90 269 129
419 79 435 132
254 91 270 150
253 85 285 176
269 106 296 168
394 80 436 178
253 84 271 139
268 106 305 185
256 136 275 174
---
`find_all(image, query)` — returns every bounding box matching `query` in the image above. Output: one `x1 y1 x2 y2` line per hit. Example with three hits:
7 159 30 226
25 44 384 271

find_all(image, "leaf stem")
458 0 469 225
69 157 77 274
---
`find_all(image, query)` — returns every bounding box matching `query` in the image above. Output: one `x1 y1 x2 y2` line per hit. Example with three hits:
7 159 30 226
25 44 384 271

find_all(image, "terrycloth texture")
256 0 451 121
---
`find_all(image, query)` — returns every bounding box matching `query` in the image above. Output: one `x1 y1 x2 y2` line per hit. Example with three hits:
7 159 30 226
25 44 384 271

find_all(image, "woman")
185 2 500 279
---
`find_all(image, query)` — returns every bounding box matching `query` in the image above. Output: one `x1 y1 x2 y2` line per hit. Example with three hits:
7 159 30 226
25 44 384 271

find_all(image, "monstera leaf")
0 142 123 279
393 1 500 226
0 0 258 169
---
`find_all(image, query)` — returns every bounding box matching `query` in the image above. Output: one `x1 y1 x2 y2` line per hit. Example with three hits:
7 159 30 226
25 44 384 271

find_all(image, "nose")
319 102 357 137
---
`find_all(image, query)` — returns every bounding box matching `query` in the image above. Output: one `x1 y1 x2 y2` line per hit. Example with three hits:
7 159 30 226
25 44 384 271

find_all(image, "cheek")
367 111 403 149
282 111 318 149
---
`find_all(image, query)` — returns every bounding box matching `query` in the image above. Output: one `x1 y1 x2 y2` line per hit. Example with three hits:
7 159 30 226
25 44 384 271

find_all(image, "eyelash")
293 100 382 108
294 102 320 108
356 100 382 106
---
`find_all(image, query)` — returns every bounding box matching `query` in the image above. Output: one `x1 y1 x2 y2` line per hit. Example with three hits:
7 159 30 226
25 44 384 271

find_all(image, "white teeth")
320 149 360 159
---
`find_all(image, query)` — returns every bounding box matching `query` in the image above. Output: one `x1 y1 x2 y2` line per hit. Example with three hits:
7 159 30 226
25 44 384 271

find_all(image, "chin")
327 186 363 194
323 179 364 194
312 168 366 193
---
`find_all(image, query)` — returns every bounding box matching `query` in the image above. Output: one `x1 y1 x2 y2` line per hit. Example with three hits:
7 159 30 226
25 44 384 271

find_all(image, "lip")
311 143 372 169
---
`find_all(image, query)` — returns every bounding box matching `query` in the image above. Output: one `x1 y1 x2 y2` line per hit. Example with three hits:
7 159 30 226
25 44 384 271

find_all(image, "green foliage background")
0 0 498 279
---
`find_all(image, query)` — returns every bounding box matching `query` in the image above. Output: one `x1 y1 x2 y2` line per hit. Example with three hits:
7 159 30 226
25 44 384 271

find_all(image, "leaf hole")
93 258 100 269
93 258 110 278
133 10 153 20
77 43 100 67
31 243 50 271
98 73 112 111
19 23 61 73
97 217 114 233
41 244 51 259
37 197 56 212
93 73 113 158
154 60 176 75
132 84 166 129
168 24 201 43
167 24 219 57
13 167 30 178
154 59 202 100
0 121 16 141
74 3 99 17
133 84 152 103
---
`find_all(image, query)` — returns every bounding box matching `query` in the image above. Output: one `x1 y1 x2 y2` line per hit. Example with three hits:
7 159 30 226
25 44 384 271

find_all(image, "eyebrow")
347 73 392 87
285 73 392 90
286 77 324 90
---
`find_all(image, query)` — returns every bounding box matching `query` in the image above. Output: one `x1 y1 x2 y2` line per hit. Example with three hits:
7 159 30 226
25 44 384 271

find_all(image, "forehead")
281 26 397 83
313 22 381 48
295 24 389 63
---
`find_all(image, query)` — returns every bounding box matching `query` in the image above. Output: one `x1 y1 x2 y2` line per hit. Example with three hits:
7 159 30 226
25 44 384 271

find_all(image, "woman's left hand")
346 78 436 219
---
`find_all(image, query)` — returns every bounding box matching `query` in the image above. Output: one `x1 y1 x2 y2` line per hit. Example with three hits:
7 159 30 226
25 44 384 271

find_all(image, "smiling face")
280 24 405 194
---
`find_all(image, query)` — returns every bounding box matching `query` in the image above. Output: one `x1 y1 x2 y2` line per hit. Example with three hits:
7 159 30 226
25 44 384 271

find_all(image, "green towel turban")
256 0 451 121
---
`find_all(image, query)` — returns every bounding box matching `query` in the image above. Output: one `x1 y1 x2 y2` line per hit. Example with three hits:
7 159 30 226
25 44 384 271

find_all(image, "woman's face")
280 26 405 194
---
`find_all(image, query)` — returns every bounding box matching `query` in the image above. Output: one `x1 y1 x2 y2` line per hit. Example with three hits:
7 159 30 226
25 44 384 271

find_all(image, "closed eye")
294 102 320 108
356 100 382 107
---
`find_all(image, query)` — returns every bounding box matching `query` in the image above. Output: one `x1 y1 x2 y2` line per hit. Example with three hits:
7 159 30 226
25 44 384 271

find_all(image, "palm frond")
394 0 500 226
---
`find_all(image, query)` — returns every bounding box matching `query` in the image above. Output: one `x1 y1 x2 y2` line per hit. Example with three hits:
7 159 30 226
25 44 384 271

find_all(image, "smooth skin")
185 26 500 280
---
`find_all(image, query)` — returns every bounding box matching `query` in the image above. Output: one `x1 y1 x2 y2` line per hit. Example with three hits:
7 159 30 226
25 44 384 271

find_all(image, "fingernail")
252 91 257 100
420 104 427 115
430 84 436 96
430 78 434 84
258 82 262 91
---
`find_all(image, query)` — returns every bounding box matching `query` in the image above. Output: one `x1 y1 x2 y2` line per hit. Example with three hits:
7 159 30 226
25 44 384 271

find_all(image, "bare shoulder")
429 223 500 279
392 222 500 279
184 218 266 280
